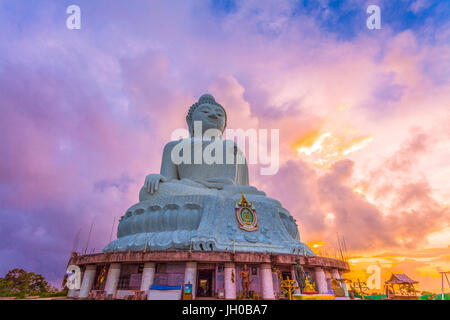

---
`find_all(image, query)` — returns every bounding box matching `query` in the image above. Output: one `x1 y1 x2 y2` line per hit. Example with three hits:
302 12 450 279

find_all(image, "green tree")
0 268 56 297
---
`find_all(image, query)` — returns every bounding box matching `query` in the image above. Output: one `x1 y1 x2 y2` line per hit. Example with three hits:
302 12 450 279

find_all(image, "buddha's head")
186 94 227 136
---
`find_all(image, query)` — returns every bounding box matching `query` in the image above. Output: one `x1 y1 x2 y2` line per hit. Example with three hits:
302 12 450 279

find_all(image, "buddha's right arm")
142 142 180 195
160 141 179 180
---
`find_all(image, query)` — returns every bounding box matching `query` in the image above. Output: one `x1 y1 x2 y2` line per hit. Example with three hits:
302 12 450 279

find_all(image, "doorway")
197 269 214 297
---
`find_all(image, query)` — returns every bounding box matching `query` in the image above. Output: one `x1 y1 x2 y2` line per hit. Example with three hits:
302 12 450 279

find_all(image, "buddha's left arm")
235 147 249 186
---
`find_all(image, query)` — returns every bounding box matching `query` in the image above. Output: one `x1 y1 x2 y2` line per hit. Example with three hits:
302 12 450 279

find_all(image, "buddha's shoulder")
162 139 197 152
165 140 183 147
162 140 182 153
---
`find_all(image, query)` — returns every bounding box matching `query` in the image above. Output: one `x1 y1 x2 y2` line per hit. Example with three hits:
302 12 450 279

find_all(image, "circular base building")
68 250 349 300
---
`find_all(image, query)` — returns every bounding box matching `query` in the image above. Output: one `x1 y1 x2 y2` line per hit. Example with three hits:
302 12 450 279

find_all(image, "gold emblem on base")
235 193 258 232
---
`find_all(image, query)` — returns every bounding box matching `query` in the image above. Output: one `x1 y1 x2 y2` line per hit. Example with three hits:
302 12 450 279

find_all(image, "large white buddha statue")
138 93 262 202
103 94 314 255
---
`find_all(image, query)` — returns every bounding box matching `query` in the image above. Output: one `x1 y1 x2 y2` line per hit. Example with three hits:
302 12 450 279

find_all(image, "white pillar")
79 265 96 298
261 264 275 299
314 267 328 294
104 263 121 298
140 262 156 292
184 262 197 299
339 271 349 296
224 263 236 299
331 268 340 279
291 265 301 294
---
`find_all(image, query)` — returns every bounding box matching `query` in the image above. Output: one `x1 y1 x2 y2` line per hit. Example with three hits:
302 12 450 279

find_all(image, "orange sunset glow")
307 239 449 293
294 127 374 169
292 124 449 294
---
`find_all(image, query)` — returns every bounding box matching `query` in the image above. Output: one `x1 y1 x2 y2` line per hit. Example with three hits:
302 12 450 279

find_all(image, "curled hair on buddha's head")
186 94 227 136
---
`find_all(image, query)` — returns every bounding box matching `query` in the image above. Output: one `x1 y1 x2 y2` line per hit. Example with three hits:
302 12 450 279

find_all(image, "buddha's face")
191 103 226 134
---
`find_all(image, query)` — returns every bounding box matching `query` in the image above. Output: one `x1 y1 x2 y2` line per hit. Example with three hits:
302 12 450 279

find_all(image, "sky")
0 0 449 292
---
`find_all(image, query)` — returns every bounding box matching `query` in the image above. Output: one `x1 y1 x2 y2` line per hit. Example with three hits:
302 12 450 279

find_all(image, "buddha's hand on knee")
144 174 167 194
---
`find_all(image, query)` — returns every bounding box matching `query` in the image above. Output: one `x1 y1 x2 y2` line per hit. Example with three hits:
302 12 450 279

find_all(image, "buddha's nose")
208 114 218 120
